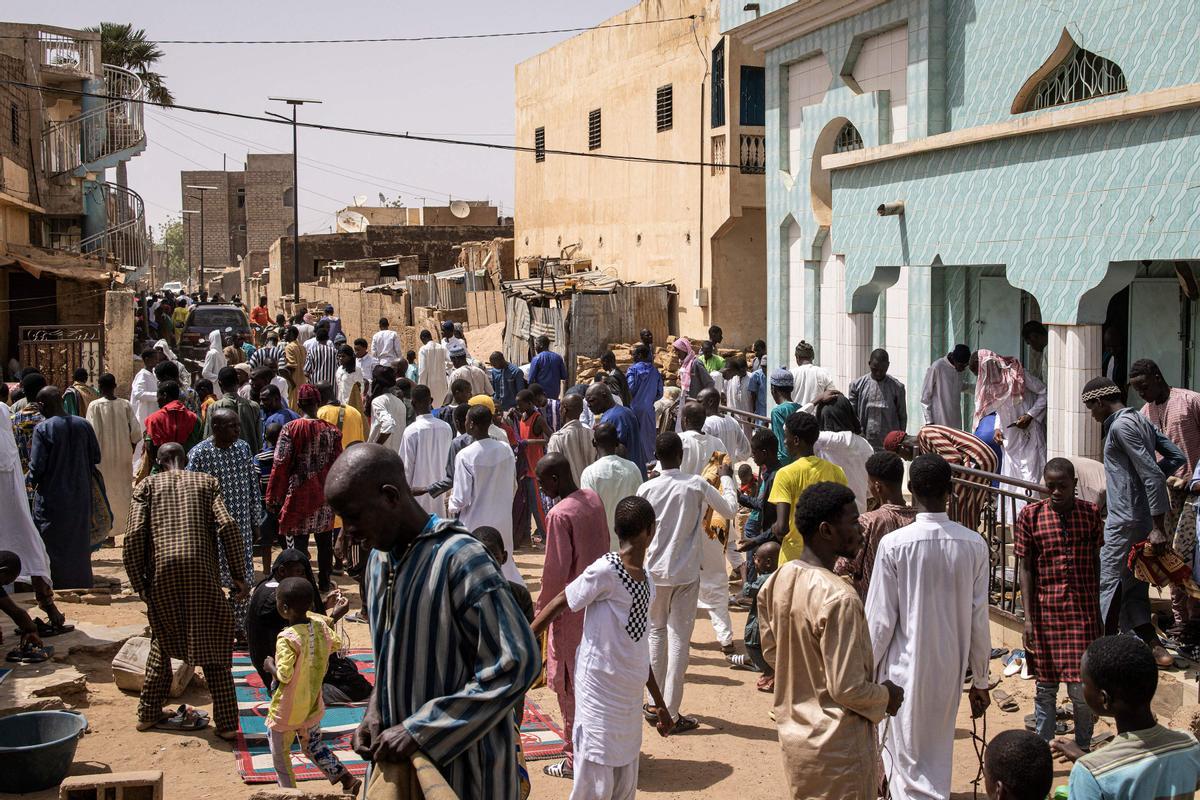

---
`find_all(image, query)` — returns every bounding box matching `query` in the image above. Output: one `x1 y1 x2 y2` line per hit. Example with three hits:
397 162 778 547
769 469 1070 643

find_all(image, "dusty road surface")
4 542 1114 799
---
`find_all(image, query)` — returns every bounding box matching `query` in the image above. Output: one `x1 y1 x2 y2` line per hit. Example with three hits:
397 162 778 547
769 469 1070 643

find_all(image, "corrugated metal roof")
501 270 671 300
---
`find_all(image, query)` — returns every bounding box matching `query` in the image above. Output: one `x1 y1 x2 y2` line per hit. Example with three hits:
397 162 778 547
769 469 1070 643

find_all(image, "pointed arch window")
833 121 863 153
1014 31 1126 113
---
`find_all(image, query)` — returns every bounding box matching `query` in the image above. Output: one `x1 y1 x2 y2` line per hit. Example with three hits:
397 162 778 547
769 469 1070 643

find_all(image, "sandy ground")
4 543 1137 800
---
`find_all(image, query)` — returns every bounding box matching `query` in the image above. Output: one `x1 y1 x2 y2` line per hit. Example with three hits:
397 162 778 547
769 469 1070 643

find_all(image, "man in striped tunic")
326 444 539 798
884 424 998 530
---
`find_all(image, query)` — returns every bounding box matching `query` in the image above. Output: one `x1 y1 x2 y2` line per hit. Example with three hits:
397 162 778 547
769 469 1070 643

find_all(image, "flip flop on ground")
137 707 208 732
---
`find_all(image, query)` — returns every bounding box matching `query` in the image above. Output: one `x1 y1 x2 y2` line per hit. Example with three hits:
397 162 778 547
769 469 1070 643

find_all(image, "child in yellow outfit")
263 577 361 794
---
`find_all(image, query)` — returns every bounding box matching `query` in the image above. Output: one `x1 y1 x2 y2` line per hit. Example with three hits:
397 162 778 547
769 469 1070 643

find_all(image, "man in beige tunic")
759 481 903 800
85 373 141 538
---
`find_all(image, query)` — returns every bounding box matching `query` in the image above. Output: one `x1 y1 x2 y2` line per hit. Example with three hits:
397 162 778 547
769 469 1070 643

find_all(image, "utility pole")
181 209 199 291
185 186 216 296
268 96 321 310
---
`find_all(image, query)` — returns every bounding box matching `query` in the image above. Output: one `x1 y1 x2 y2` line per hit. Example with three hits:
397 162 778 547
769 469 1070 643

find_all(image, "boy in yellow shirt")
768 411 847 563
263 577 361 794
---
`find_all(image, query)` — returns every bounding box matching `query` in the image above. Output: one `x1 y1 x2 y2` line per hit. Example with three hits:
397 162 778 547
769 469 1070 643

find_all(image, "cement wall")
103 290 137 394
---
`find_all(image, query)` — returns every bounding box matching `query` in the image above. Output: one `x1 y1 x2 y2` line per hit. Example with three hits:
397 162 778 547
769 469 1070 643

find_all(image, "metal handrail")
720 405 769 426
69 183 150 270
43 64 145 175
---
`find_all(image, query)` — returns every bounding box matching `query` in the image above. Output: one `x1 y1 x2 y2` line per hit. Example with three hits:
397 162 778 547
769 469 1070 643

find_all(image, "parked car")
177 303 251 364
161 281 183 294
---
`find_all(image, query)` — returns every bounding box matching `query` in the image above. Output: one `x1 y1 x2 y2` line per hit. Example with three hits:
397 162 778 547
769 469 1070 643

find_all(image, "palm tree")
85 22 173 189
87 22 174 105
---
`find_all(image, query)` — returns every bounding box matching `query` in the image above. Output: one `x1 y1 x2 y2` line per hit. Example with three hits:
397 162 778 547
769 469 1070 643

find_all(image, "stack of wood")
575 336 684 385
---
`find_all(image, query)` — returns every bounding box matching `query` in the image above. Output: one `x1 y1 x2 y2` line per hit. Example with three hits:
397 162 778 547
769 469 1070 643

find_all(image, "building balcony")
32 30 98 83
739 133 766 175
42 65 146 177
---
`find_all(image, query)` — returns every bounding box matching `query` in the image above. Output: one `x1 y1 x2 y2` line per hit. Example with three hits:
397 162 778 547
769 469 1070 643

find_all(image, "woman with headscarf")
202 330 227 398
972 348 1047 513
673 337 713 431
810 393 875 513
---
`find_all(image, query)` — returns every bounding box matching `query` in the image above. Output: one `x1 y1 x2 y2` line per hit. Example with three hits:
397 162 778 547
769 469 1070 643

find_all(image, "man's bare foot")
1050 737 1086 763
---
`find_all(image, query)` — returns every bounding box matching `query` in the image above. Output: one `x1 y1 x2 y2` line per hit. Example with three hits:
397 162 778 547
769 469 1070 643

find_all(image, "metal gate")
18 324 104 390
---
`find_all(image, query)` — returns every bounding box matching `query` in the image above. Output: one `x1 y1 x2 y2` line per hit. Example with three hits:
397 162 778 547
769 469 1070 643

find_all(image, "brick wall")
266 223 514 306
180 171 234 273
245 167 292 254
0 55 33 182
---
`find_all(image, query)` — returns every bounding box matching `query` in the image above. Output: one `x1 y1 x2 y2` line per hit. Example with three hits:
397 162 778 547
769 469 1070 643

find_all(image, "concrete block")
112 637 194 698
60 770 164 800
248 788 353 800
81 593 111 606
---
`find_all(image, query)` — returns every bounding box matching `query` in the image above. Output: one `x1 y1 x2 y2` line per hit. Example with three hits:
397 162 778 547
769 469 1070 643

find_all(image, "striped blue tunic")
366 515 540 798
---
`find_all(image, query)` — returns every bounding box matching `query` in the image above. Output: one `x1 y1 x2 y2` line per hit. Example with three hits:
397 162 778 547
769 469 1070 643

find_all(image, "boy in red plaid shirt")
1015 458 1103 758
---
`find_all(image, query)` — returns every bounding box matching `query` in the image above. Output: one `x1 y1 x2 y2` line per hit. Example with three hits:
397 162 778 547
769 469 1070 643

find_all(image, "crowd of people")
3 297 1200 800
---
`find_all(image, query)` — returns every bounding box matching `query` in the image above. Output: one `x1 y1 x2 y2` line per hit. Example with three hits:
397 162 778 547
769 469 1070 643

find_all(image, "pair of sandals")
641 704 699 733
138 705 222 735
5 642 52 663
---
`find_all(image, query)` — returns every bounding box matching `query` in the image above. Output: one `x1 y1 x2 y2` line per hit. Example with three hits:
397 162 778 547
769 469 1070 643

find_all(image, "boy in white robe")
532 495 672 799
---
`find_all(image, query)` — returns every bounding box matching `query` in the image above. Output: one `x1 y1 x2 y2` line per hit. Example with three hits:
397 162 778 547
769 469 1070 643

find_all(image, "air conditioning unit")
693 287 709 307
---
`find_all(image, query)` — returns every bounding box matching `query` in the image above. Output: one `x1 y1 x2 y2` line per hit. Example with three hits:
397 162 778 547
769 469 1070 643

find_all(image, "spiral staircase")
42 64 150 273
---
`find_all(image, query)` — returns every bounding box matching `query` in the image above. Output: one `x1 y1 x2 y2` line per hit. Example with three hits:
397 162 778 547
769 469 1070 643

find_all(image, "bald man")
533 452 611 780
30 386 101 589
325 445 539 799
586 382 647 478
545 394 595 485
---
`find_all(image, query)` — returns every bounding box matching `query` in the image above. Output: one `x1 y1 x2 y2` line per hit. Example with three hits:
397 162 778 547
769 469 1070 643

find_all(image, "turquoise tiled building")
722 0 1200 458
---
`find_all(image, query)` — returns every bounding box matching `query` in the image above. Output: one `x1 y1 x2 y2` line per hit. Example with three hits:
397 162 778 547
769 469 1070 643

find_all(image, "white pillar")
843 312 874 390
1046 323 1102 460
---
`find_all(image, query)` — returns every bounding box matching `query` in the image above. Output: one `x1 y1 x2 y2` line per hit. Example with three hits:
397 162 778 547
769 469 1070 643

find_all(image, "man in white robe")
85 374 140 539
920 345 971 429
449 405 521 585
866 454 991 800
971 349 1047 514
580 422 643 549
129 349 159 428
401 385 454 516
545 394 595 485
699 388 750 463
417 330 449 410
368 383 408 455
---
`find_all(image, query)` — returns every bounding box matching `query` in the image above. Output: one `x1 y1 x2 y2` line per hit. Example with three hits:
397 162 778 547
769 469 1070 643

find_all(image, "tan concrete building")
336 202 500 232
515 0 766 344
181 153 293 285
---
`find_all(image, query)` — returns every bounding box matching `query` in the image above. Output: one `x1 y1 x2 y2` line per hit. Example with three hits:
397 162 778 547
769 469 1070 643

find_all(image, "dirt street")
6 543 1095 799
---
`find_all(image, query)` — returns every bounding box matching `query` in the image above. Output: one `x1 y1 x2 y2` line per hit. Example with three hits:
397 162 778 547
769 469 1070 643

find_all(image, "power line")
147 109 510 211
0 16 695 45
0 79 739 170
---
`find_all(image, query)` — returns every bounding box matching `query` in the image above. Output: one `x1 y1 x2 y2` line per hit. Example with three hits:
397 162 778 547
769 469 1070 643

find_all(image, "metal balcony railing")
739 133 766 175
68 182 150 271
43 64 145 175
36 31 97 75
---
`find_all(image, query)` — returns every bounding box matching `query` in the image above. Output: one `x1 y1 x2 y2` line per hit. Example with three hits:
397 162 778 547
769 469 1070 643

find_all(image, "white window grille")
1028 46 1126 111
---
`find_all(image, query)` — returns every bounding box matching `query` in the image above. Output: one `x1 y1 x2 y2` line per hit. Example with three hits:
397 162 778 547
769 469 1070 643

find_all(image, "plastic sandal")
671 715 701 733
32 618 75 638
542 760 572 779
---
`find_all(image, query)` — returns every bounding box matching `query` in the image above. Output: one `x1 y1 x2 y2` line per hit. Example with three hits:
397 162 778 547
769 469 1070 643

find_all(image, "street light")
185 186 217 296
181 209 199 292
267 96 322 310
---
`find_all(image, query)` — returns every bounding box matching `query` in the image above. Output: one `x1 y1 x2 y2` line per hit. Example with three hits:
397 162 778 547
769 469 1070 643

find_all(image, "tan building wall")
514 0 766 345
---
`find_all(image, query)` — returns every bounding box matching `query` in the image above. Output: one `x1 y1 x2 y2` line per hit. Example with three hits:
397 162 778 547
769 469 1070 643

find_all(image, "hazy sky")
7 1 631 235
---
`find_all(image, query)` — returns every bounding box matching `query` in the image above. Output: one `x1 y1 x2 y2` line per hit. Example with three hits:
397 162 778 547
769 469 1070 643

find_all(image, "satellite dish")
353 195 367 207
337 209 369 233
449 200 471 219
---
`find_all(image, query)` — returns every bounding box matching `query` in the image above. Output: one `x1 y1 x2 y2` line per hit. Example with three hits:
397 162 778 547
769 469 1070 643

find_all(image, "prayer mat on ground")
231 650 566 781
233 649 374 783
519 697 566 761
